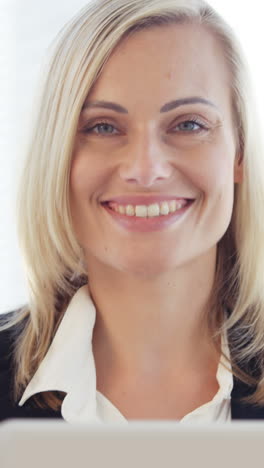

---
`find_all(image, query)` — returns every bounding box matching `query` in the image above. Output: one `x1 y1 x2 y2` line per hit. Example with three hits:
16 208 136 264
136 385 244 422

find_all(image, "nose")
118 132 173 187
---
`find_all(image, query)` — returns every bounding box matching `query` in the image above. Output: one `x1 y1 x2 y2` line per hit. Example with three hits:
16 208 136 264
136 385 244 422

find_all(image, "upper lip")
102 195 195 205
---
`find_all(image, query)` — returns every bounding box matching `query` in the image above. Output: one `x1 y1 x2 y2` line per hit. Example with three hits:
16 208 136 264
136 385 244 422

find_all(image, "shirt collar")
216 329 233 400
19 284 100 422
19 286 233 422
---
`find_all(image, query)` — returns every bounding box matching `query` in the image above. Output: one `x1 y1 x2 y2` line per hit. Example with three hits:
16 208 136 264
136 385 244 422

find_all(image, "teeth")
108 199 189 218
118 205 126 215
160 201 170 215
126 205 135 216
148 204 160 217
169 200 176 212
135 205 148 217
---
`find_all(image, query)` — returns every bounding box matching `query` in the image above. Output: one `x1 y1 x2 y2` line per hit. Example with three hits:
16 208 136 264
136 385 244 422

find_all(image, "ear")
234 152 243 184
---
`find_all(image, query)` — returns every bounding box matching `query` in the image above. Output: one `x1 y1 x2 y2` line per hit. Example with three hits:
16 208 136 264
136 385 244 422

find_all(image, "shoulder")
0 311 62 421
0 310 22 371
231 357 264 420
0 309 26 365
0 310 18 348
0 312 18 420
0 310 21 421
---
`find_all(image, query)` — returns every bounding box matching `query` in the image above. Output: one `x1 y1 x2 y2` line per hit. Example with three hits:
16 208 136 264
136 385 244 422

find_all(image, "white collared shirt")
19 285 233 423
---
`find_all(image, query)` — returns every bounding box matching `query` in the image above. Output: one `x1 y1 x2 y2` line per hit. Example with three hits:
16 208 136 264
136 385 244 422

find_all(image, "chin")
116 256 180 278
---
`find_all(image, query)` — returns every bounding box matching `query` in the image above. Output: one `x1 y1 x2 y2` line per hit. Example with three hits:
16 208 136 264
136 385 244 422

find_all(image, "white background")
0 0 263 313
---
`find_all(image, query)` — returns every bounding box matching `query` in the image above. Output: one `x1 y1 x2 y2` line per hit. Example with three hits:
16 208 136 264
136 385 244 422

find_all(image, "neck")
87 247 220 377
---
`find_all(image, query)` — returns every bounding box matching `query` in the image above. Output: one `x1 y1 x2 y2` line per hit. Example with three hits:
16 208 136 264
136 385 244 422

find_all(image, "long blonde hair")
3 0 264 409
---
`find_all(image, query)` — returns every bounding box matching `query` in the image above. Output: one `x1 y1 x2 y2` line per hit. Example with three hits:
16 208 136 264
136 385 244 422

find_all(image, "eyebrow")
81 96 218 114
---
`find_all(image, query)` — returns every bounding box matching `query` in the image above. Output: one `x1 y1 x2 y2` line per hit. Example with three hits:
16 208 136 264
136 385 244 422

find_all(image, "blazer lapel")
231 376 264 419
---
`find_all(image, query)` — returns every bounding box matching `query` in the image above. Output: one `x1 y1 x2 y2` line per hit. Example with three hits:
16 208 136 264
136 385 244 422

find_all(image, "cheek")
70 149 105 202
70 158 87 210
187 138 236 197
69 151 103 243
196 143 236 233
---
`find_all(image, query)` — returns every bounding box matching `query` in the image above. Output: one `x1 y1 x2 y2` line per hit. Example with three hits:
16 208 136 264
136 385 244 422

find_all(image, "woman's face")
70 23 242 277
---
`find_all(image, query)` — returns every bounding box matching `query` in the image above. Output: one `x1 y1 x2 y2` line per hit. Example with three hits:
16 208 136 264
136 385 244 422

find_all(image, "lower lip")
102 200 194 232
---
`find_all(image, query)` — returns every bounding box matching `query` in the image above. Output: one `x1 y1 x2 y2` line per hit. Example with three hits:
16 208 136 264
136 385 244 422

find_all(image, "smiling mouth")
102 199 195 219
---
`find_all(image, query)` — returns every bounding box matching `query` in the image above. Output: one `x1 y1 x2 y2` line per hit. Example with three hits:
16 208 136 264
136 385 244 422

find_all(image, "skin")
70 23 243 419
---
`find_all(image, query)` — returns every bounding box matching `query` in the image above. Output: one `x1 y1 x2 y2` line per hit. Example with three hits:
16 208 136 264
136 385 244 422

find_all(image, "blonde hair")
3 0 264 409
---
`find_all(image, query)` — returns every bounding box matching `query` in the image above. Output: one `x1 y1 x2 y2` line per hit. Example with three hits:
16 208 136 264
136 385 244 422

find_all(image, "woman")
1 0 264 423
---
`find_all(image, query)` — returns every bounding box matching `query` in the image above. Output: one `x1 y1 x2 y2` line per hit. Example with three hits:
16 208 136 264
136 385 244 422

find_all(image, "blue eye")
84 122 118 136
173 120 206 132
82 118 207 137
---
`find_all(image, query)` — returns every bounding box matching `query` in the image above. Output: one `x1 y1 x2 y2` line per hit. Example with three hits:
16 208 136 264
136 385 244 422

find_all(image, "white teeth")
108 199 189 218
135 205 148 217
147 204 160 217
118 205 125 214
169 200 176 212
126 205 135 216
160 201 170 215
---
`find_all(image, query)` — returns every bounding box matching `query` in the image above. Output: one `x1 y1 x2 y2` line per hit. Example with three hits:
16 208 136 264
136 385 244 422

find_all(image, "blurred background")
0 0 263 313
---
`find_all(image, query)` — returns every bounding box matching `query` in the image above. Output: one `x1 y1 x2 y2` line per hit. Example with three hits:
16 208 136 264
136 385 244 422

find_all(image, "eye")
172 119 208 133
82 121 119 136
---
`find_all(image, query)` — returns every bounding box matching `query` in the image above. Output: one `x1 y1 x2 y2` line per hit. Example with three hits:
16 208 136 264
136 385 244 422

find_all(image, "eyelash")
81 118 209 137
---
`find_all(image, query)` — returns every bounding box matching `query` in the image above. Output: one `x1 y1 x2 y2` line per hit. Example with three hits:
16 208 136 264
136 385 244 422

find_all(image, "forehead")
88 23 231 115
